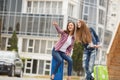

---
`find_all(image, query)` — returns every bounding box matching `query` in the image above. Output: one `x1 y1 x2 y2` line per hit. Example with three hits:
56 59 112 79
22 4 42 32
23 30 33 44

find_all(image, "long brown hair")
64 21 75 35
76 20 92 44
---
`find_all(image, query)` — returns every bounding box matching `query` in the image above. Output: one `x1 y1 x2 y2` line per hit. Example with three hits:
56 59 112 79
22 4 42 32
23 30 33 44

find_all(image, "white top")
59 35 72 53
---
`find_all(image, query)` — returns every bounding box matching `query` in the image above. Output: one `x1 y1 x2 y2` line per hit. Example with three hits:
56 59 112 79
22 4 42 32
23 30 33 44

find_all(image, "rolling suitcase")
94 65 108 80
51 57 64 80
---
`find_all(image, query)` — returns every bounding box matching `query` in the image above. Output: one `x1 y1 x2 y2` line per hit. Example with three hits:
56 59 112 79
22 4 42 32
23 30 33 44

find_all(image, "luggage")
94 65 108 80
51 57 64 80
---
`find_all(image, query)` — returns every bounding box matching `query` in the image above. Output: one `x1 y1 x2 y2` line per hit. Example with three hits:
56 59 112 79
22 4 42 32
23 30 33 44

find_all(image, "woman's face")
68 22 75 32
77 20 81 28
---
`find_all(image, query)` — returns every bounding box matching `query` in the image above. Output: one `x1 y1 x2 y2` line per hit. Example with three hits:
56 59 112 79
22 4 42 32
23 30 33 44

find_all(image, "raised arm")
53 21 64 34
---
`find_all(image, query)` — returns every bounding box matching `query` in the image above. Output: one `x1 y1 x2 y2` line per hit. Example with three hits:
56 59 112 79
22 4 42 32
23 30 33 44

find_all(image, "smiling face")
68 22 75 32
66 22 75 35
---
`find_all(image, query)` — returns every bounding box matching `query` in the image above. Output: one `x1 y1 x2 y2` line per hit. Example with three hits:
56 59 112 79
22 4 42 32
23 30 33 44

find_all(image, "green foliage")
8 31 18 52
72 42 84 76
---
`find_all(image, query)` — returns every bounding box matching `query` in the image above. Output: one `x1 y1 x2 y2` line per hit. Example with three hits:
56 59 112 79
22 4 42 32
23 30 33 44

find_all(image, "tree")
72 42 84 76
8 31 18 52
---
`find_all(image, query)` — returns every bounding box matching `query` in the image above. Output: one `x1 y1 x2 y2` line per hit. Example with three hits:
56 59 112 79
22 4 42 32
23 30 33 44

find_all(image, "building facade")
0 0 112 76
0 0 81 76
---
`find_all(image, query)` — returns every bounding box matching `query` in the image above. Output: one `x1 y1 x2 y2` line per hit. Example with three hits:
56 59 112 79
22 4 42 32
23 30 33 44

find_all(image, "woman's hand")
66 52 70 56
53 21 58 27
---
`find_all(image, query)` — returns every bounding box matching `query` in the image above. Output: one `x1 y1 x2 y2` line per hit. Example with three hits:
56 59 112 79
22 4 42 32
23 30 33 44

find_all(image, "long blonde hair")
76 20 92 44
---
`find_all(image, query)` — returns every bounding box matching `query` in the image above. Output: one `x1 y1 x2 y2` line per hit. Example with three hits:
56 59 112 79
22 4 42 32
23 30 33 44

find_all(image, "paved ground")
0 75 50 80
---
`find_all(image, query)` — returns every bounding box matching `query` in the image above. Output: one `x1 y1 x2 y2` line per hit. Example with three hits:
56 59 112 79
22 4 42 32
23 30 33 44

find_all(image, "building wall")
0 0 81 76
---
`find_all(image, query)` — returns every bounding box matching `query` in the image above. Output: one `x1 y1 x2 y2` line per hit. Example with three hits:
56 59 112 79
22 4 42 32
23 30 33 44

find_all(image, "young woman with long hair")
76 20 101 80
51 21 75 80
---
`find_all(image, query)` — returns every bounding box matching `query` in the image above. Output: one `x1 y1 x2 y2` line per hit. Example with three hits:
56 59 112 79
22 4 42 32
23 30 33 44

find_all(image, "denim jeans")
52 48 73 76
82 49 97 80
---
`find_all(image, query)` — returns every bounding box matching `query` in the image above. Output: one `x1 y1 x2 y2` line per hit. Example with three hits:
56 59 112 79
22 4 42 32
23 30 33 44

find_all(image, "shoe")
90 77 94 80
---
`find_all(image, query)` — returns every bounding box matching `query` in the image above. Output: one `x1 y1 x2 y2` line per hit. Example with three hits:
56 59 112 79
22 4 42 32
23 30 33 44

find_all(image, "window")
27 1 62 14
45 60 51 75
104 31 112 47
40 40 46 53
45 1 51 13
27 1 32 13
52 1 57 14
39 1 44 13
68 4 74 16
84 6 88 14
32 59 38 74
90 0 94 3
33 1 38 13
38 60 44 74
34 40 40 53
22 39 27 52
99 0 106 7
83 15 88 21
28 39 34 53
27 16 33 34
98 27 103 42
98 9 105 25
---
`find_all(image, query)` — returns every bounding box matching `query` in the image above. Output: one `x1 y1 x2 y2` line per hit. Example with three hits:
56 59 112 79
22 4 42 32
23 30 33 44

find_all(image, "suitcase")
51 57 64 80
94 65 108 80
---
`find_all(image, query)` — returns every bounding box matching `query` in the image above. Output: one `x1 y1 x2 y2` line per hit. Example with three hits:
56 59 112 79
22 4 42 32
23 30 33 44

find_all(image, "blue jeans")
52 48 73 76
82 49 97 80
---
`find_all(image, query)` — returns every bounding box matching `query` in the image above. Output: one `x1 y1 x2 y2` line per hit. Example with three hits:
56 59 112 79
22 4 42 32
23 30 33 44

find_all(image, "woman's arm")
53 21 64 34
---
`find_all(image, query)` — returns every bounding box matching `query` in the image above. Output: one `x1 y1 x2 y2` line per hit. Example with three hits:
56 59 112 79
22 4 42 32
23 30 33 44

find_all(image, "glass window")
58 2 62 14
52 2 57 14
48 41 52 48
98 9 105 25
34 40 40 53
33 1 38 13
45 1 51 14
21 16 27 33
26 69 30 73
27 1 32 13
8 16 14 32
99 0 105 7
85 0 89 3
47 50 51 54
39 17 45 35
28 48 33 52
16 0 22 12
0 0 4 11
15 16 21 33
45 17 51 35
39 1 44 13
27 16 33 34
84 6 88 14
32 59 37 74
38 60 44 74
33 17 39 34
45 71 49 75
29 39 33 47
68 4 74 16
40 40 46 53
10 0 16 12
98 27 103 42
22 39 27 52
83 15 88 21
27 63 31 67
104 31 112 47
90 0 94 4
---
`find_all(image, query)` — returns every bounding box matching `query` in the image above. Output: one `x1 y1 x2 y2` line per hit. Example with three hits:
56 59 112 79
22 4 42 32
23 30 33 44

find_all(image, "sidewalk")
24 75 83 80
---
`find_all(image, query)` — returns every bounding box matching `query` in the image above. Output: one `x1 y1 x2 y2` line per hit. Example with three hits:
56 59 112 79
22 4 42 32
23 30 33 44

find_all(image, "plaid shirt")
54 25 75 55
